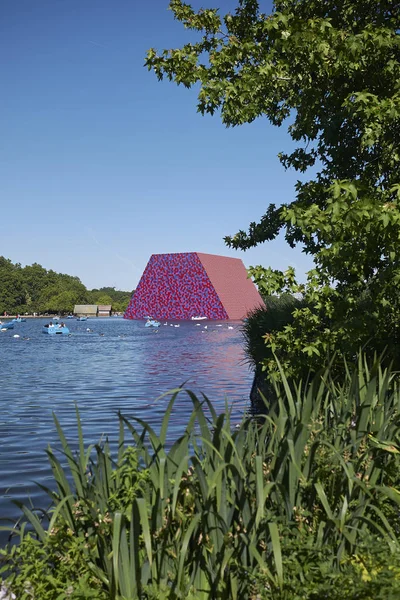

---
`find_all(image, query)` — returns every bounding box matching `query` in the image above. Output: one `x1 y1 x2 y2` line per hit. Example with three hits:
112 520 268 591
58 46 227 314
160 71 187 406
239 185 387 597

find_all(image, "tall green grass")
2 356 400 599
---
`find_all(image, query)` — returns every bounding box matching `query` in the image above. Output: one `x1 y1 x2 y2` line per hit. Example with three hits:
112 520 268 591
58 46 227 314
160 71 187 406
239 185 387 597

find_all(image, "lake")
0 317 254 541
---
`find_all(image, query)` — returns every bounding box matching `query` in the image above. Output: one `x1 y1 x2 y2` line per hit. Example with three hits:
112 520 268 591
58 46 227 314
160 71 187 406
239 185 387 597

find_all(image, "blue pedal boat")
145 319 161 328
0 322 14 330
42 324 70 335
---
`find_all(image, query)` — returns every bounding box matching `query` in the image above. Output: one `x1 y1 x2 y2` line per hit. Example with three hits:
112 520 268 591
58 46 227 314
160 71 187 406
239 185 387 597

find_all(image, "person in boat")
59 322 65 328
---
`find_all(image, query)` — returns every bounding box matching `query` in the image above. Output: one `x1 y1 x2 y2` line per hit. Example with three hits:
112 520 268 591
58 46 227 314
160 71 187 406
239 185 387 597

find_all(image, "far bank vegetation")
0 256 133 315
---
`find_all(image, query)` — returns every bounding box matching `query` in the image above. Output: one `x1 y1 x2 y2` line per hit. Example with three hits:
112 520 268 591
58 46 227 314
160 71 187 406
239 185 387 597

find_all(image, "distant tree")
112 300 131 313
38 281 88 314
48 291 86 314
21 263 49 307
0 258 25 314
88 287 133 313
89 294 113 306
0 257 134 315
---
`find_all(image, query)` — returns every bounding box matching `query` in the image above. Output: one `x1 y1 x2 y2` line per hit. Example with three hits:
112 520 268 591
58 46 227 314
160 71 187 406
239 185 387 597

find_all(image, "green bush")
252 534 400 599
2 357 400 598
242 294 304 368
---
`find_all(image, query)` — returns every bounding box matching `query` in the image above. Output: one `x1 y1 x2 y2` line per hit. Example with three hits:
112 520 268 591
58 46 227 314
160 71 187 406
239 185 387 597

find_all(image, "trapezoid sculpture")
124 252 265 320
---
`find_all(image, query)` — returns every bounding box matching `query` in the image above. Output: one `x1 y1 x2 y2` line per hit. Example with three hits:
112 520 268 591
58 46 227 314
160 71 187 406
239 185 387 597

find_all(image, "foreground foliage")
145 0 400 378
2 357 400 598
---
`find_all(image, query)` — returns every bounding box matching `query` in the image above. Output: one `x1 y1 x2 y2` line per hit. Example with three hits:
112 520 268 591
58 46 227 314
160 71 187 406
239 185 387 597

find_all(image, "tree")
145 0 400 377
88 287 133 313
92 294 114 306
37 281 88 314
0 258 26 314
21 263 53 311
0 257 135 315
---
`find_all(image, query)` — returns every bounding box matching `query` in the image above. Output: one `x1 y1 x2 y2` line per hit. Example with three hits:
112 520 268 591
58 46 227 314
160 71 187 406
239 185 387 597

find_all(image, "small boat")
66 315 74 319
145 319 161 328
77 317 87 321
42 323 70 335
191 316 207 320
53 316 60 321
12 317 26 323
0 322 14 330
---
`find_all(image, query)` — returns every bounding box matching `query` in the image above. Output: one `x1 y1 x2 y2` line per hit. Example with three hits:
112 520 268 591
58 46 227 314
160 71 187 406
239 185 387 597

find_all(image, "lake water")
0 317 254 541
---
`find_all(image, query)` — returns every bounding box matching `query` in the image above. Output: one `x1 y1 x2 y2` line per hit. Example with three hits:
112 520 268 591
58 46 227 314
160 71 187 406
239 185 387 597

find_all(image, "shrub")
242 294 304 369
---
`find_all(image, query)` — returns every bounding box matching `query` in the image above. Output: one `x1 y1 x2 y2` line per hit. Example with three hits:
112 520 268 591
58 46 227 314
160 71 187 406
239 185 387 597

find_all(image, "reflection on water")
0 317 253 538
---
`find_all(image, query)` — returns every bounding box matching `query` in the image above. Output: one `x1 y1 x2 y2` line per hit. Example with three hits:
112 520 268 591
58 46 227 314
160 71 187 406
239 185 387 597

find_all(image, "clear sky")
0 0 313 291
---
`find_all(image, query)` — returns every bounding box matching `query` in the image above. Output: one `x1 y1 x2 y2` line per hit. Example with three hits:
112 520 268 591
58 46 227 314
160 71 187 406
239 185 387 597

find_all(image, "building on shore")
74 304 98 317
98 304 112 317
124 252 265 321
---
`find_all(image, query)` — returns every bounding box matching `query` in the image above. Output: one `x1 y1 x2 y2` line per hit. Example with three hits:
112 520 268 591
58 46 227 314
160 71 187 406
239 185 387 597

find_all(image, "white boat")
191 316 207 320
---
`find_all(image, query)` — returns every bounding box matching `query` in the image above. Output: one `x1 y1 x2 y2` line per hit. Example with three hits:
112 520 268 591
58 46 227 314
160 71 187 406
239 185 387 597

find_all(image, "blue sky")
0 0 313 291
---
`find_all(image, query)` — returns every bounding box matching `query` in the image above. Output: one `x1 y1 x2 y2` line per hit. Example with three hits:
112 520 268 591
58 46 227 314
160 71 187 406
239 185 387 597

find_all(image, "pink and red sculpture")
124 252 265 321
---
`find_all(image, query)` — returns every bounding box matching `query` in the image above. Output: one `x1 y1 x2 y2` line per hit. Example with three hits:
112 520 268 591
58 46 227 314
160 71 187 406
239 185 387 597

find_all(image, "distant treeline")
0 256 133 315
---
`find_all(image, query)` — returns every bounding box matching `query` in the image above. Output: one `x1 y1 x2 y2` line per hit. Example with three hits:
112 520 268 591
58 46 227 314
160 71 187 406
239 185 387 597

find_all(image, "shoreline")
1 314 123 320
1 315 60 319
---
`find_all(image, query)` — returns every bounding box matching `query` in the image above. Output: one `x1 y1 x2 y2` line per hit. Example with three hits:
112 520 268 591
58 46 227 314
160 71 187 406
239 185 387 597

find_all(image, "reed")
2 355 400 599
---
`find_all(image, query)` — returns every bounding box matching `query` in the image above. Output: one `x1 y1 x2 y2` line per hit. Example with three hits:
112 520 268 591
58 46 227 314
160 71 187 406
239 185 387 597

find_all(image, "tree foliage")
0 257 133 315
88 287 132 313
145 0 400 376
